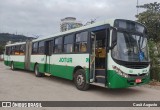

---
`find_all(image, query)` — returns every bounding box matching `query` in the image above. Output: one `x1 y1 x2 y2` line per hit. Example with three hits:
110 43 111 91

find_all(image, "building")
60 17 83 32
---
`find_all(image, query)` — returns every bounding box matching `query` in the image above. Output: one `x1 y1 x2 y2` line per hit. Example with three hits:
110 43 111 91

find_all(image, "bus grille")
124 64 148 69
128 73 147 77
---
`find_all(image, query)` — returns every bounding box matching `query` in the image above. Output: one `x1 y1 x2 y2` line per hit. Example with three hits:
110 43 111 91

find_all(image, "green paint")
4 60 25 69
14 62 25 69
30 63 35 71
86 58 89 63
59 58 72 63
4 60 149 89
107 70 150 88
85 68 90 83
49 64 74 80
30 62 89 81
4 60 9 66
29 63 45 73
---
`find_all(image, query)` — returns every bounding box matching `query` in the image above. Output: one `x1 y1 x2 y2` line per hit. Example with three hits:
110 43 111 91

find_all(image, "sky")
0 0 159 37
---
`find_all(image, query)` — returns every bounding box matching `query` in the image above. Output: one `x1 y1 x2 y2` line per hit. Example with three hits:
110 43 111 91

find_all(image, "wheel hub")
77 75 84 86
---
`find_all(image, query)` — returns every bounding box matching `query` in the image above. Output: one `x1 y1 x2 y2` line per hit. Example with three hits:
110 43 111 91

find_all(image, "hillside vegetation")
0 33 33 54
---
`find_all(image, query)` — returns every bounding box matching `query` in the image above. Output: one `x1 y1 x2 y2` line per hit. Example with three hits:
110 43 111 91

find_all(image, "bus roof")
6 42 26 47
6 19 116 46
32 19 116 42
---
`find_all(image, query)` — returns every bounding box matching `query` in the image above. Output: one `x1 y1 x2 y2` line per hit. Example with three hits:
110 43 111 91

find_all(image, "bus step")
90 82 105 87
45 73 51 76
95 69 105 76
95 76 105 84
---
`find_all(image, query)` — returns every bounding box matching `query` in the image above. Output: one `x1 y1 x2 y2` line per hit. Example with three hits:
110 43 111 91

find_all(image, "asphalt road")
0 61 159 110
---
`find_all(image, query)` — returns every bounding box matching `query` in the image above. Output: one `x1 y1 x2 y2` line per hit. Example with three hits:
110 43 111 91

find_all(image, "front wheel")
74 69 89 91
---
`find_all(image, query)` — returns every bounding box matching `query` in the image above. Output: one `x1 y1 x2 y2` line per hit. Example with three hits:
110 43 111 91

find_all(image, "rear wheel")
35 64 43 77
74 69 89 91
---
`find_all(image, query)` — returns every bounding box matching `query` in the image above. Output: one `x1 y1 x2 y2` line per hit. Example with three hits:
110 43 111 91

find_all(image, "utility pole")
137 0 139 15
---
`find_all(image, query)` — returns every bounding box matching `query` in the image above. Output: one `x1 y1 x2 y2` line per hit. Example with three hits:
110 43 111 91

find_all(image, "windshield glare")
112 32 149 62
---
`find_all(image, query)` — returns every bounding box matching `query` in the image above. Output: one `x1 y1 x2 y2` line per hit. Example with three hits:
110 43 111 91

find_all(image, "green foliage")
137 2 160 41
148 40 160 81
137 2 160 81
0 33 33 54
0 45 4 54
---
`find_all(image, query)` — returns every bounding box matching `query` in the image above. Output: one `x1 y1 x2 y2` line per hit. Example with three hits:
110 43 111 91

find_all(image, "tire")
11 62 15 70
74 69 90 91
34 64 43 77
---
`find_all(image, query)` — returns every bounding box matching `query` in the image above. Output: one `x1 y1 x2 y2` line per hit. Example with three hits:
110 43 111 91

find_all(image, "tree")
136 2 160 41
0 45 4 54
136 2 160 81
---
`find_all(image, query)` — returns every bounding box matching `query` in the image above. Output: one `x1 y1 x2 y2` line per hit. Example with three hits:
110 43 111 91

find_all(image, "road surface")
0 62 159 110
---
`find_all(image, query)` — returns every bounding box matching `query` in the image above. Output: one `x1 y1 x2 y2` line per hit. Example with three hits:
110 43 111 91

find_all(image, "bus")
4 19 150 90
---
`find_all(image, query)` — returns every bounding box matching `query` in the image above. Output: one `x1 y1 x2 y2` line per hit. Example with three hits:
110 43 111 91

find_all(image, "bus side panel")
49 54 89 80
107 70 150 88
10 55 25 69
4 54 9 66
30 55 46 72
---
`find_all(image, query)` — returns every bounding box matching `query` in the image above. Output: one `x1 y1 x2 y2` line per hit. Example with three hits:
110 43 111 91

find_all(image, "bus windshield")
112 31 149 62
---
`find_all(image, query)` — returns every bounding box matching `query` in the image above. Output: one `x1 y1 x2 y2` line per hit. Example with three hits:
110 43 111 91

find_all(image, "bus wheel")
11 62 14 70
74 69 89 91
35 64 42 77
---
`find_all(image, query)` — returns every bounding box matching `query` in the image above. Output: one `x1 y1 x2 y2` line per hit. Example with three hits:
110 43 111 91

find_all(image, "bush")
148 39 160 81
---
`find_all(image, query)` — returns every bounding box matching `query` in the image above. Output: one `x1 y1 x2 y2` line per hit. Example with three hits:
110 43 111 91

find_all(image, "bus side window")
11 46 15 55
54 37 62 53
15 45 20 55
75 31 88 53
32 42 38 54
6 47 10 55
19 45 25 55
63 34 74 53
80 42 87 52
38 41 45 54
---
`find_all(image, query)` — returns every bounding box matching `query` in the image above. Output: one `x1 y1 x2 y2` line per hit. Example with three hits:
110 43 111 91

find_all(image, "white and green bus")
4 19 150 90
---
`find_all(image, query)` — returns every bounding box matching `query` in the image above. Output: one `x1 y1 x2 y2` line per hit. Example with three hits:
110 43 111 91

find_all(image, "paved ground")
0 62 160 110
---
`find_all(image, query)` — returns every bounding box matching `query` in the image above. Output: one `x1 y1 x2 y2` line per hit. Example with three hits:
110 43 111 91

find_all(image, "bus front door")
90 32 96 82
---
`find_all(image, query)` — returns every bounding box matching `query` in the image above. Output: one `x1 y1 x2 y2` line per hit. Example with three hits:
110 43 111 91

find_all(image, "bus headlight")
112 66 130 78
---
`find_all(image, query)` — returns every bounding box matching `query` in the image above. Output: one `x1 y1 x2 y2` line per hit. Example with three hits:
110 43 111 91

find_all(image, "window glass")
19 45 25 55
76 31 88 42
14 45 20 55
11 46 15 55
38 41 45 54
64 35 74 53
64 35 74 44
6 47 11 55
54 37 62 53
64 44 73 53
75 31 88 52
112 32 149 62
32 42 38 54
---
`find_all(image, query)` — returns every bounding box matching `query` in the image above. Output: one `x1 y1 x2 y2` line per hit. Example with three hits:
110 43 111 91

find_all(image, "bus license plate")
135 79 141 83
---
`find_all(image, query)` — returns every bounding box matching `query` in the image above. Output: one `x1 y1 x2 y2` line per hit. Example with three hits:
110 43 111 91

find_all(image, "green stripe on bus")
30 62 89 81
107 70 150 88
